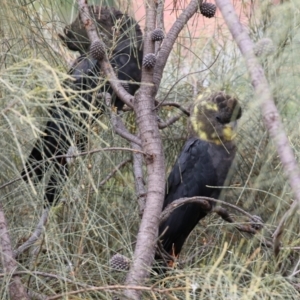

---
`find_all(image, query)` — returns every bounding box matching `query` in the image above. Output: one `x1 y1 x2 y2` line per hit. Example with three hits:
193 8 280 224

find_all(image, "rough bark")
123 2 166 299
215 0 300 256
0 202 30 300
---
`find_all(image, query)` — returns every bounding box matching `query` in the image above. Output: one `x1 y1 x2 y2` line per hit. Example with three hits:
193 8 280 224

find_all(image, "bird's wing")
164 138 218 208
160 138 219 254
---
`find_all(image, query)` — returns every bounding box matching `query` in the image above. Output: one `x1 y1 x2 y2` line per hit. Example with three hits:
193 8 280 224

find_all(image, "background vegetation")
1 0 300 299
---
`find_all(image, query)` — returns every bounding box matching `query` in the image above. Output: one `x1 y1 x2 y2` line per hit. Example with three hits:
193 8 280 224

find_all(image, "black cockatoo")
157 91 242 266
21 6 143 205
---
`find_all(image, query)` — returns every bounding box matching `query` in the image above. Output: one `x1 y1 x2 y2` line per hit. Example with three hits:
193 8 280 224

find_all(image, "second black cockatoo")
21 6 143 205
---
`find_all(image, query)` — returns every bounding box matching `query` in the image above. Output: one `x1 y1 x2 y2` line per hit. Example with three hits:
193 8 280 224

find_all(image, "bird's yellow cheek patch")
223 126 235 141
194 101 218 114
192 123 222 145
202 101 218 112
191 118 205 137
199 131 208 141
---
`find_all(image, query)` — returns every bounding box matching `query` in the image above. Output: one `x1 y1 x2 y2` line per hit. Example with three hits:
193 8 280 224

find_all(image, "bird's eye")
216 116 221 122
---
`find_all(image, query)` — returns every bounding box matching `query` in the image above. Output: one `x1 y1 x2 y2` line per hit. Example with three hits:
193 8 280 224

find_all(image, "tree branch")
160 197 211 224
77 0 134 109
153 0 200 91
158 101 190 116
131 139 147 217
158 112 185 129
98 159 132 188
160 196 263 234
113 115 142 146
215 0 300 258
160 196 257 222
123 1 166 299
100 91 142 146
103 91 146 215
213 207 261 235
154 0 165 55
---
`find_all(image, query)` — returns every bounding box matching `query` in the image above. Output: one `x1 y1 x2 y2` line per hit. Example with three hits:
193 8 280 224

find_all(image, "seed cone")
200 2 217 18
143 53 156 69
89 40 106 60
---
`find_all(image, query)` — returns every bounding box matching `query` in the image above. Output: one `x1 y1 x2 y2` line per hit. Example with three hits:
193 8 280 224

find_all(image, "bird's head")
58 6 119 54
190 91 242 145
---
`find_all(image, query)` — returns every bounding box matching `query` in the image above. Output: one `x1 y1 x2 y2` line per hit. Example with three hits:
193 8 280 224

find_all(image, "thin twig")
156 240 176 263
100 91 142 146
159 101 190 116
98 159 132 187
213 207 258 235
158 113 185 129
112 113 142 146
13 209 49 259
74 87 97 276
0 175 28 190
103 91 146 215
